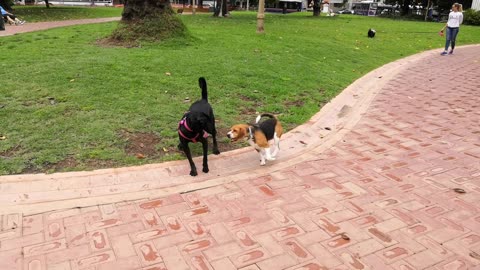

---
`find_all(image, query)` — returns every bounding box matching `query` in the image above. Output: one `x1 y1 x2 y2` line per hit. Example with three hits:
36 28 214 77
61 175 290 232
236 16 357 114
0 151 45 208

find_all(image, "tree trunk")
424 0 431 21
256 0 265 33
221 0 228 16
111 0 187 43
213 0 221 16
313 0 321 16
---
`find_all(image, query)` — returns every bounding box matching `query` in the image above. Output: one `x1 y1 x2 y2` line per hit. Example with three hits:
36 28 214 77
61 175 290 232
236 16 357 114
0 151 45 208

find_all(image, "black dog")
368 28 376 38
178 77 220 176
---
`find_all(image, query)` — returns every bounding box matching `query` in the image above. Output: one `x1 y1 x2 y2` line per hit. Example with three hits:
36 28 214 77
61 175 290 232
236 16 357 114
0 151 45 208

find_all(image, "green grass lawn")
1 11 479 175
12 6 122 22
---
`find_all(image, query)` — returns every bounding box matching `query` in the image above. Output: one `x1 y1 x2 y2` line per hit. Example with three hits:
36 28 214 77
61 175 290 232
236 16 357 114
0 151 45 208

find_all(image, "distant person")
440 3 463 56
1 5 25 26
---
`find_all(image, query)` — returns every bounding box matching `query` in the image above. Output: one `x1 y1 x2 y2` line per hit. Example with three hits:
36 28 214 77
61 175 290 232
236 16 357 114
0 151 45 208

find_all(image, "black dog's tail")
255 113 277 124
199 77 208 101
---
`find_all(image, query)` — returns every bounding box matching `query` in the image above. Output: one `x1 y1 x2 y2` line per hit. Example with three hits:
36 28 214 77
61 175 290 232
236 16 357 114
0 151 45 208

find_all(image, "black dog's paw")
202 167 209 173
213 149 220 155
190 170 198 176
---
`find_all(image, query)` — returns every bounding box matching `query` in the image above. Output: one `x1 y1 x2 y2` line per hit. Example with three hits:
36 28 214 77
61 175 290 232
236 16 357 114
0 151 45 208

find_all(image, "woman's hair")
453 3 463 12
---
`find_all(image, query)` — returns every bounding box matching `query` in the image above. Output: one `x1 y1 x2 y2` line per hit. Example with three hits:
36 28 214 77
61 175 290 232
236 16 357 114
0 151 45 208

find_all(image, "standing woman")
440 3 463 55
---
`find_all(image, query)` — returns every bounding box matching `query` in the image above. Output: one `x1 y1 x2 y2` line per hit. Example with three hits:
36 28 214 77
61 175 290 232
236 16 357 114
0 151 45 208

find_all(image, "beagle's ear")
236 126 246 139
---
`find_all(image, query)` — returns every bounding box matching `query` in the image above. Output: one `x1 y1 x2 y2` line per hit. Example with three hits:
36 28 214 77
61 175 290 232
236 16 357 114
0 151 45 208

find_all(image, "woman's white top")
447 11 463 28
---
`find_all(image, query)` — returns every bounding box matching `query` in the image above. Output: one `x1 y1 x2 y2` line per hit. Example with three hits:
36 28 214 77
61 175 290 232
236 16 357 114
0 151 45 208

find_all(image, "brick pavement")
0 17 120 37
1 45 480 269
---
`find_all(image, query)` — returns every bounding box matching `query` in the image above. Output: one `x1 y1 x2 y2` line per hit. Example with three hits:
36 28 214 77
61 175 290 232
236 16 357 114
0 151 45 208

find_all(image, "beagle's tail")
199 77 208 101
255 113 277 124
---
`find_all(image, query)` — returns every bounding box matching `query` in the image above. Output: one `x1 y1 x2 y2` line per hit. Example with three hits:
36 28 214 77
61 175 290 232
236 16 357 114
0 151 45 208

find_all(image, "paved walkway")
1 33 480 269
0 17 120 37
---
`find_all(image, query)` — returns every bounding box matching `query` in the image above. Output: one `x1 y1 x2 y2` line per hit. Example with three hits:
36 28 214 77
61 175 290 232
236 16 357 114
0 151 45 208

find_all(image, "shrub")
463 8 480 25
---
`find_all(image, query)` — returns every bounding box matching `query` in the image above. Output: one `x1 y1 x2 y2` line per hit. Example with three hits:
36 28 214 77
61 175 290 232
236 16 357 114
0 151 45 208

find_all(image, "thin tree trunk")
424 0 431 21
221 0 228 16
213 0 221 16
257 0 265 33
313 0 320 16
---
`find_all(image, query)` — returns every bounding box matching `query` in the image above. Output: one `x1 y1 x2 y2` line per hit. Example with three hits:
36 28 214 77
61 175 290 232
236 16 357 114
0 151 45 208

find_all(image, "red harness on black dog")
178 116 208 143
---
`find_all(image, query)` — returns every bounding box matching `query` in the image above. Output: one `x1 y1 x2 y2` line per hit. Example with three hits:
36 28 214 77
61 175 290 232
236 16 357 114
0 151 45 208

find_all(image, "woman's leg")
450 28 459 51
444 27 452 51
5 15 15 25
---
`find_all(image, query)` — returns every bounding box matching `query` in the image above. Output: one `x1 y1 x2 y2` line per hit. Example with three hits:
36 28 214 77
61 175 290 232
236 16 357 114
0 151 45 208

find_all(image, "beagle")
227 113 283 165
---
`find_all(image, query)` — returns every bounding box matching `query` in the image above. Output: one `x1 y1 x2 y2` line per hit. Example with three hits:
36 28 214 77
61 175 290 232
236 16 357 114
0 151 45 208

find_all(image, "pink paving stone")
376 245 413 264
0 248 23 270
271 225 306 241
233 229 259 248
185 219 208 239
73 250 116 269
110 235 137 259
2 213 22 230
138 199 166 210
85 218 123 232
99 204 120 220
106 221 145 237
63 211 102 227
347 238 385 257
404 250 446 269
134 241 164 266
210 258 237 270
238 265 261 270
117 204 141 223
23 214 44 236
1 232 45 252
161 215 184 233
0 228 22 241
139 209 164 228
152 231 193 250
267 208 295 226
337 251 368 270
313 217 341 235
23 255 47 270
45 219 65 241
23 238 67 257
130 227 169 243
153 202 191 217
141 262 168 270
306 243 343 268
65 224 88 247
203 242 244 261
282 239 315 262
435 257 475 270
183 206 211 218
157 246 190 270
180 238 214 253
256 253 298 269
88 229 111 252
45 244 91 265
96 256 142 270
182 193 204 208
285 260 329 270
186 253 214 270
229 247 270 268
